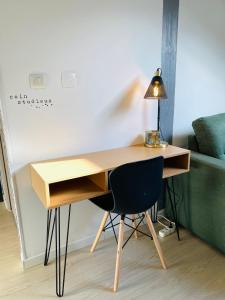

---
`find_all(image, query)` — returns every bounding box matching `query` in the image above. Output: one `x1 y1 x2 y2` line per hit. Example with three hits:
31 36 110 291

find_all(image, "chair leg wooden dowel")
145 211 167 270
113 216 124 292
132 214 138 239
90 212 109 253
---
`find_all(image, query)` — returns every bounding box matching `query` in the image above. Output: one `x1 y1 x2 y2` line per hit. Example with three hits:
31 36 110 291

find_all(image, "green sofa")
165 113 225 254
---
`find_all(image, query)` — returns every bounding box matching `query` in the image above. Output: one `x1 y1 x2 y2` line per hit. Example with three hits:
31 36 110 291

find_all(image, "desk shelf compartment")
49 173 109 208
31 168 109 209
163 153 190 178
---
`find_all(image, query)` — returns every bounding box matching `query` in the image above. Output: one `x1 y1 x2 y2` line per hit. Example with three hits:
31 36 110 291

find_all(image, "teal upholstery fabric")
192 113 225 160
165 152 225 255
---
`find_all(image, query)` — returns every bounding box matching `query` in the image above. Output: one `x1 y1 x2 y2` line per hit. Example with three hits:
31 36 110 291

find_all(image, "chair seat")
90 192 114 212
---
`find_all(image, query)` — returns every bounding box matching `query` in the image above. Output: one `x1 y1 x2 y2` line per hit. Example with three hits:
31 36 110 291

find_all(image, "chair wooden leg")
145 211 167 270
132 214 138 239
90 212 109 253
113 215 125 292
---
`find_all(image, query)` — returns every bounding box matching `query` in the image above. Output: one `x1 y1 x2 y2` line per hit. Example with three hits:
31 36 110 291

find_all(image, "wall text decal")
9 94 54 109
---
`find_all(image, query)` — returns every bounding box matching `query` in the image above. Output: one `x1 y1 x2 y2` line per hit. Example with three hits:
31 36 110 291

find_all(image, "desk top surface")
31 144 190 184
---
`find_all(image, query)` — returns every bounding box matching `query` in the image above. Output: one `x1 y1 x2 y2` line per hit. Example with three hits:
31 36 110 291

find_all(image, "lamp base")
145 140 168 148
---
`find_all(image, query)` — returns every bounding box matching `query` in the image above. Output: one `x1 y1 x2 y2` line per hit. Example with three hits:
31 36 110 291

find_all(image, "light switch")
29 73 47 89
61 71 77 88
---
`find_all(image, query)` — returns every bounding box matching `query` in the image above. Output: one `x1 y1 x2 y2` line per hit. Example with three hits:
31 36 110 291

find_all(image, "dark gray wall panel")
160 0 179 144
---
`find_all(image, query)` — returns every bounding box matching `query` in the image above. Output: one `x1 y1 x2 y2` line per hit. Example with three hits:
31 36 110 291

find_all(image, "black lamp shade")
144 69 167 99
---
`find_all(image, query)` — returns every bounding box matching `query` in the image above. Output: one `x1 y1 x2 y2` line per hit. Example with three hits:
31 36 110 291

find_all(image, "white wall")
0 0 163 264
173 0 225 146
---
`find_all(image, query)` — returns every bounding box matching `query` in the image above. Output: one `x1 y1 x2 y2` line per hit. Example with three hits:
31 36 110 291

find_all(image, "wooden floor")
1 203 225 300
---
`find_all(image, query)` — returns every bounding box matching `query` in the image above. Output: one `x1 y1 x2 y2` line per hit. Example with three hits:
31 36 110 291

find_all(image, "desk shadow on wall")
103 76 157 139
109 78 145 116
129 134 144 146
98 78 146 119
96 77 147 146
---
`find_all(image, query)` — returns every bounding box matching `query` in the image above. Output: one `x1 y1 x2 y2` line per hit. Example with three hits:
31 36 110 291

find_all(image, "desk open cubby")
31 169 109 209
163 153 190 178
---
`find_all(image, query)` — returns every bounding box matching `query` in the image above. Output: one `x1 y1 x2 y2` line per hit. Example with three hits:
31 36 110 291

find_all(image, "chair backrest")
109 156 164 215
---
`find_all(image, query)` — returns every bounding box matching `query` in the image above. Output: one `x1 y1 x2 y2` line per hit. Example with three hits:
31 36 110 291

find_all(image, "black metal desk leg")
165 178 180 241
55 205 71 297
44 209 56 266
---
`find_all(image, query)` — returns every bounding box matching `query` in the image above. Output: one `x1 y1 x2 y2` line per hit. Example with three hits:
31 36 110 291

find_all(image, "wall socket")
61 71 77 88
29 73 47 89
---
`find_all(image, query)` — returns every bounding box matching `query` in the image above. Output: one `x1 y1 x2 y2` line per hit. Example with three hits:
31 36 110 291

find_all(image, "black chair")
90 156 167 292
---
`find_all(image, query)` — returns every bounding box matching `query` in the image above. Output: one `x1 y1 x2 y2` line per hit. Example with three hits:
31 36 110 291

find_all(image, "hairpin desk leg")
44 209 56 266
165 178 180 241
55 205 71 297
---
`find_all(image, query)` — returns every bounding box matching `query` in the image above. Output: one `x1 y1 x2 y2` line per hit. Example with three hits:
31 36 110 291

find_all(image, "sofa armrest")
191 151 225 172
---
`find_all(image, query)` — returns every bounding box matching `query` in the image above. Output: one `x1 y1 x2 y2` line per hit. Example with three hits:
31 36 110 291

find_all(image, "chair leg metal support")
104 214 119 230
165 178 180 241
110 213 118 244
55 205 71 297
44 209 56 266
153 202 158 223
122 214 152 249
132 214 138 239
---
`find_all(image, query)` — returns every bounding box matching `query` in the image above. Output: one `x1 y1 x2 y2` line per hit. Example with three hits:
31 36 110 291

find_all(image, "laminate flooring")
1 203 225 300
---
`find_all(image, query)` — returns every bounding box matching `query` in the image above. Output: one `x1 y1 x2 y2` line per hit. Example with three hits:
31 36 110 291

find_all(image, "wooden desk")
30 144 190 297
31 144 190 209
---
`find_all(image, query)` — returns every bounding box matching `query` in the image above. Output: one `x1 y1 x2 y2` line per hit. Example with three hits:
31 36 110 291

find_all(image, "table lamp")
144 68 168 148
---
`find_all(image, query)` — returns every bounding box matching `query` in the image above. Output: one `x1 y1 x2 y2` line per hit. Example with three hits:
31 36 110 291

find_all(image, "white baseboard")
22 209 165 269
23 224 131 268
23 234 99 269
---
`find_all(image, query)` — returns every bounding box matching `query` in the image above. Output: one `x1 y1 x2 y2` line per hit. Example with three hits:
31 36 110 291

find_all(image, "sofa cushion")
192 113 225 160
